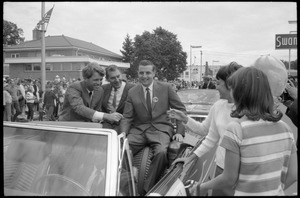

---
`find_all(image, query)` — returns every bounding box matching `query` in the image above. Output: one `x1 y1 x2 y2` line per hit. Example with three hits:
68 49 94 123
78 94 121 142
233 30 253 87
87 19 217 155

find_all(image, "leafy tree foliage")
281 59 297 70
122 27 187 80
3 20 25 45
120 34 135 79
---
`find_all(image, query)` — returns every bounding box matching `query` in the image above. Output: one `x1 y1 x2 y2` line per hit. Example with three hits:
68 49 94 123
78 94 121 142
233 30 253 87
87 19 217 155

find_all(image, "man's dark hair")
105 65 120 79
82 62 105 79
138 60 156 72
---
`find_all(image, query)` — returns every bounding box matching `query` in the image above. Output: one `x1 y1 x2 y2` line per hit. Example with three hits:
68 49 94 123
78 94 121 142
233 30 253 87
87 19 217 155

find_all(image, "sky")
3 1 297 67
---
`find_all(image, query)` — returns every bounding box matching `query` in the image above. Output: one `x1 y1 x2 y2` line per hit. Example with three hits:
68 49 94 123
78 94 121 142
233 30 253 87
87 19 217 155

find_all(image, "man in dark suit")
58 62 123 123
101 65 135 133
199 76 216 89
120 60 187 193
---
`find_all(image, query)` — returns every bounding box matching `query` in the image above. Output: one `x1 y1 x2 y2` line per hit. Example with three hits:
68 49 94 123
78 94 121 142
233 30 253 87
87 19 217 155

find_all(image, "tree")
281 59 298 70
3 20 25 45
120 34 135 79
122 26 187 80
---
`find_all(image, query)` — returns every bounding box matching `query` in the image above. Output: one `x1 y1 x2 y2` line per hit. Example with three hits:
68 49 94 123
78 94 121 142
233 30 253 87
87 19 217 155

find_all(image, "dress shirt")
108 81 125 112
86 89 104 122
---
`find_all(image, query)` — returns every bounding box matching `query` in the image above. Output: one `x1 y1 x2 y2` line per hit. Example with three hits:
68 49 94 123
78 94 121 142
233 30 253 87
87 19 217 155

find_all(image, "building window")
185 71 189 77
24 64 32 71
52 63 62 71
46 64 52 71
33 64 41 71
11 53 20 58
72 63 82 71
62 63 72 71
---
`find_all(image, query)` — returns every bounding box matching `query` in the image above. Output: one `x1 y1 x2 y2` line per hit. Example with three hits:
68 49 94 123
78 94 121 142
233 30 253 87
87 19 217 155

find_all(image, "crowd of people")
3 57 298 196
3 71 216 123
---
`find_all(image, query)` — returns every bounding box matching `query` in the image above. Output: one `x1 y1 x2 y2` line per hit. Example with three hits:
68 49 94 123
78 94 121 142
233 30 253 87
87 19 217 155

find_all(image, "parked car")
3 121 216 196
177 89 220 122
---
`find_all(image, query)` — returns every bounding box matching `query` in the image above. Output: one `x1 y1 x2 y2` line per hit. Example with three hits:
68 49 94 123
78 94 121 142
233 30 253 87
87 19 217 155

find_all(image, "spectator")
43 83 57 121
32 80 40 112
199 76 216 89
120 60 186 194
280 78 298 128
17 79 26 116
58 62 123 123
191 67 297 196
101 65 135 133
7 78 22 122
168 62 243 196
3 83 12 121
25 86 36 121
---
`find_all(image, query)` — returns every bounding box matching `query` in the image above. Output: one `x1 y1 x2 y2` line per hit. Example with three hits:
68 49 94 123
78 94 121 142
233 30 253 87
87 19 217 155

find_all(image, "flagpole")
41 2 46 94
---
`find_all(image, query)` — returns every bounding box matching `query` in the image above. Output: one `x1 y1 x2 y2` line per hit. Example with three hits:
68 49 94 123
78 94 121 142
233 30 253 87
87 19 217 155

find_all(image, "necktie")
88 91 93 107
112 88 117 109
146 87 152 118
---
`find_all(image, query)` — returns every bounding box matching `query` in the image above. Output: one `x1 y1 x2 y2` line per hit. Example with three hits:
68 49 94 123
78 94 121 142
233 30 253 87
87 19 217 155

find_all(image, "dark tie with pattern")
88 91 92 107
112 87 117 109
146 87 152 118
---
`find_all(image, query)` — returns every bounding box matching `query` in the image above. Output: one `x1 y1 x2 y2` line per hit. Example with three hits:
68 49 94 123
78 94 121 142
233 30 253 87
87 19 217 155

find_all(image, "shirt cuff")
93 111 104 121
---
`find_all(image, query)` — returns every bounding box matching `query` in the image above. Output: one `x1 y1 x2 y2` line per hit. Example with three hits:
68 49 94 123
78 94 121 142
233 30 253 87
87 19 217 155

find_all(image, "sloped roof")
5 35 122 58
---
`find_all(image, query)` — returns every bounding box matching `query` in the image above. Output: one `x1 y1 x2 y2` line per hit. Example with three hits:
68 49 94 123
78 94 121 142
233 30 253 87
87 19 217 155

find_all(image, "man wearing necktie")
101 65 135 133
120 60 187 194
58 62 123 123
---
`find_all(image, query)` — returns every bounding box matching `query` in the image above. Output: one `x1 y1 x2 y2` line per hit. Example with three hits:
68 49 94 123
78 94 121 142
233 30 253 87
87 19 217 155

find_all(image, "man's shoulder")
101 83 110 89
125 82 136 89
128 83 141 93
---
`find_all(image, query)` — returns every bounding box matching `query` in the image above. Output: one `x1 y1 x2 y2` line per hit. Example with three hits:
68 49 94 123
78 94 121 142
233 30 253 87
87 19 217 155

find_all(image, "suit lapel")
80 81 90 107
103 85 113 108
152 81 159 110
117 83 128 111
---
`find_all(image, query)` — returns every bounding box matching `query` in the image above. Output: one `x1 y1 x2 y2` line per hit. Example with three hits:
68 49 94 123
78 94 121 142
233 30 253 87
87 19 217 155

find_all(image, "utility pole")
41 2 46 93
199 50 203 83
189 45 202 83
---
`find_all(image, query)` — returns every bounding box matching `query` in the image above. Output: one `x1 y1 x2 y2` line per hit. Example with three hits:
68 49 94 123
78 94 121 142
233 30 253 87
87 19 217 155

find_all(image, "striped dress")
221 119 297 196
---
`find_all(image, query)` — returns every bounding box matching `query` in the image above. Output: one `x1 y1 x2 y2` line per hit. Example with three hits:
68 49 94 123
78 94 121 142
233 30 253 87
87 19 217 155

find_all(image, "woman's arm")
196 149 240 195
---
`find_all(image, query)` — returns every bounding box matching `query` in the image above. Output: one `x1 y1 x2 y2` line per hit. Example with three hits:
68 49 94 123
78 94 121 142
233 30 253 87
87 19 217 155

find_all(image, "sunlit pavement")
183 102 298 196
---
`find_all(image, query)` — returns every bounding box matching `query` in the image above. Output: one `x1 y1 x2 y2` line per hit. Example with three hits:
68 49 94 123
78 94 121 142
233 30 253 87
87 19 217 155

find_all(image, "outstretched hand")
167 109 188 124
105 112 123 122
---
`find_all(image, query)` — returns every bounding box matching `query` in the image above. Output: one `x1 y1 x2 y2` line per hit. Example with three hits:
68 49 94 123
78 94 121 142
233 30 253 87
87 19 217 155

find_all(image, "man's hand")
172 133 184 142
167 109 188 124
104 112 123 122
286 81 297 100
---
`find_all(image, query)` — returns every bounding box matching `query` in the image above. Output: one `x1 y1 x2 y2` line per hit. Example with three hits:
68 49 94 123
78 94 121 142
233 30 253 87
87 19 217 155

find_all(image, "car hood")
184 103 212 115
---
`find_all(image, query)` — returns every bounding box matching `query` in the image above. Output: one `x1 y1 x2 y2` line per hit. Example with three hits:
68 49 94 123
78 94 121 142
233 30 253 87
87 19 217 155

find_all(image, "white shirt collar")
114 81 125 92
142 82 154 92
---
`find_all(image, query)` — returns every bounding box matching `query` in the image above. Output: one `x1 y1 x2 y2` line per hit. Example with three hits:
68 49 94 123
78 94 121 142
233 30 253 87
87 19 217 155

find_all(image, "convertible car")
177 89 220 122
3 121 216 196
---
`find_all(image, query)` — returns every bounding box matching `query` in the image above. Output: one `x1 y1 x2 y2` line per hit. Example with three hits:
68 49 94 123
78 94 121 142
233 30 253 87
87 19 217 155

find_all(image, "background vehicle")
3 121 216 196
177 89 220 122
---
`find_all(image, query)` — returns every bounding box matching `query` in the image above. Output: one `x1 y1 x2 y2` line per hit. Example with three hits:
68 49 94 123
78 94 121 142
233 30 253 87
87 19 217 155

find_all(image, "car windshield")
177 89 220 104
4 125 108 196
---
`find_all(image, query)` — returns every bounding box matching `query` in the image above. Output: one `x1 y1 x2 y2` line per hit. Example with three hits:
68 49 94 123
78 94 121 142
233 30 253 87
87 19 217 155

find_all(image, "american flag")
35 6 54 30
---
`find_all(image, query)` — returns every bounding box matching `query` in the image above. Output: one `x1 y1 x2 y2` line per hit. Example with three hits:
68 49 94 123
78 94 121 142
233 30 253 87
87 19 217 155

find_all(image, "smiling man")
58 62 123 123
120 59 186 194
101 65 135 133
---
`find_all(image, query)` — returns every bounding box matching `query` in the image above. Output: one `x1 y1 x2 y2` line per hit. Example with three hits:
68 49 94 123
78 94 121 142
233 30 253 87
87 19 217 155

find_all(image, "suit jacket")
120 81 187 137
101 82 136 114
58 81 104 122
